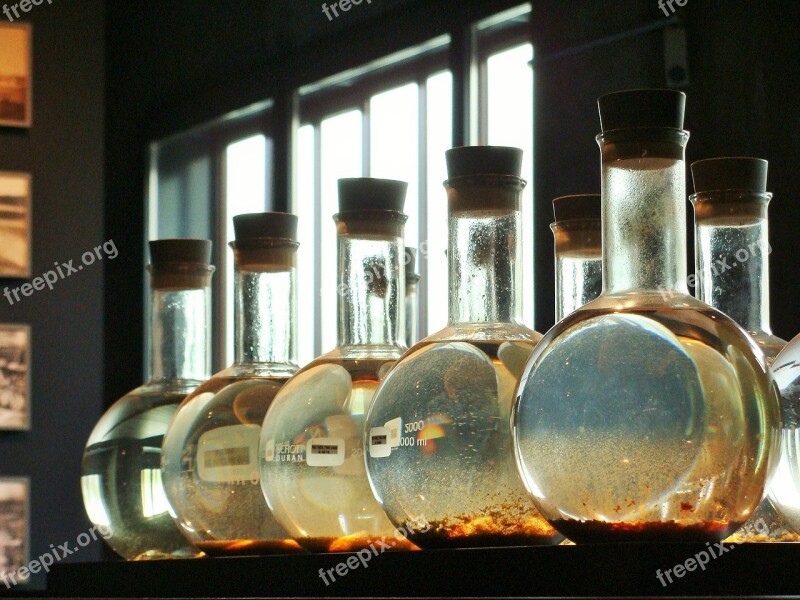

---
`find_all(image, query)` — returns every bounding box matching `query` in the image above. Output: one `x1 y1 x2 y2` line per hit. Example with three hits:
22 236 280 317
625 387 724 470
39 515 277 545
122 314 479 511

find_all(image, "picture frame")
0 477 29 585
0 22 32 128
0 171 31 279
0 324 30 431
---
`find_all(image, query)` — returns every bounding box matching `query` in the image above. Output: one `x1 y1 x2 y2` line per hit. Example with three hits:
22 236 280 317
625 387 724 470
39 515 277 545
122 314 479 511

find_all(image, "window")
294 6 532 363
148 102 273 370
148 5 534 369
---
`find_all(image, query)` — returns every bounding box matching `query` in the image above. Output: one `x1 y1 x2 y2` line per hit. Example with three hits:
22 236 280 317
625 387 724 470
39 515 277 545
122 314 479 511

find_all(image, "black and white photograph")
0 172 31 279
0 22 31 128
0 325 29 431
0 478 28 583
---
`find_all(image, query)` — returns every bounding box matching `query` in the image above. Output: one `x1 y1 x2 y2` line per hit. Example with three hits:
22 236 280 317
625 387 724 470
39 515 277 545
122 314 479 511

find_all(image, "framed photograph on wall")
0 22 32 128
0 172 31 279
0 477 29 585
0 325 29 431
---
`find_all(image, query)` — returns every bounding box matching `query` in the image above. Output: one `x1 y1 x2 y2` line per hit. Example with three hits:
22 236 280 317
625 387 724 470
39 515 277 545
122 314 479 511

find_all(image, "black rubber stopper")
233 212 298 242
691 157 768 193
338 178 407 212
598 89 686 132
405 247 418 276
446 146 523 179
553 194 601 221
149 239 212 266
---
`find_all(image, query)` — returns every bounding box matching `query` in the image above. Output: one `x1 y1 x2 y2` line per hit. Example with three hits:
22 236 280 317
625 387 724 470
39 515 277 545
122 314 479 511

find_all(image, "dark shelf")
44 542 800 599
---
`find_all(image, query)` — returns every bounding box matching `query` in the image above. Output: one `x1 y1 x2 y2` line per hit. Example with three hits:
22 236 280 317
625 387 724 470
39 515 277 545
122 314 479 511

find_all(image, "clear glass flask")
365 146 562 549
161 213 302 556
82 239 213 559
513 90 780 543
405 247 420 346
690 157 796 542
259 178 413 553
770 335 800 537
551 194 602 321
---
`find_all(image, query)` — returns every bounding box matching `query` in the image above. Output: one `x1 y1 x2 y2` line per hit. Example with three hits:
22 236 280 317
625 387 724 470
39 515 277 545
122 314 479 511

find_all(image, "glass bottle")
513 89 781 543
405 247 420 346
259 178 412 553
365 146 562 549
770 335 800 537
81 239 213 559
551 194 602 321
161 213 302 556
690 157 795 542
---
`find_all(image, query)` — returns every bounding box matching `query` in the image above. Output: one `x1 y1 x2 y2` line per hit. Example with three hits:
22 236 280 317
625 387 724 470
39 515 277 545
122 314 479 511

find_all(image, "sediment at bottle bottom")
195 538 305 556
403 514 561 549
300 535 419 553
550 519 737 543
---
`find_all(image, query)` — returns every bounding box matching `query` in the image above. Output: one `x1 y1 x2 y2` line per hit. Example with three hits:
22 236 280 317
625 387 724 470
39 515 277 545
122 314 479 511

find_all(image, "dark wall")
532 0 800 338
0 0 105 587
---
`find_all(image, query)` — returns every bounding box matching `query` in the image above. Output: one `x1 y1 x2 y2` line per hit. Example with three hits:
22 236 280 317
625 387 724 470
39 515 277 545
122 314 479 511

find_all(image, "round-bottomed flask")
161 213 302 556
552 194 602 321
81 239 214 559
260 178 413 553
405 247 420 346
690 157 795 542
513 90 780 543
365 146 562 549
770 336 800 536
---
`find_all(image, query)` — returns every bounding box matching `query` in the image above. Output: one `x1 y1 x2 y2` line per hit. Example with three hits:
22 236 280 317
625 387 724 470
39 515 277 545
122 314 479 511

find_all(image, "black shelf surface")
43 542 800 599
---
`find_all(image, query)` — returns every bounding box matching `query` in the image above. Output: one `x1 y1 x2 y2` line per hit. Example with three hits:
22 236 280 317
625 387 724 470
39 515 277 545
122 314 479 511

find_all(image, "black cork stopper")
691 157 768 193
598 89 686 132
338 178 407 212
149 239 212 266
446 146 522 179
553 194 601 221
233 212 298 242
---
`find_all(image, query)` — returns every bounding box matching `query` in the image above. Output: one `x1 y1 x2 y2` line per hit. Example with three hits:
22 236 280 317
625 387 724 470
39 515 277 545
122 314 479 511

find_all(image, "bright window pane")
425 70 452 334
320 111 362 351
370 83 419 251
487 44 534 328
225 134 269 364
296 124 316 365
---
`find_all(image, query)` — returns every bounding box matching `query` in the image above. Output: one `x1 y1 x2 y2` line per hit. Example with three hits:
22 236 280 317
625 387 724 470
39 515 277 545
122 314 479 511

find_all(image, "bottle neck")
149 279 212 383
447 177 524 325
552 219 602 321
598 130 690 295
234 246 297 365
336 212 405 348
692 191 772 334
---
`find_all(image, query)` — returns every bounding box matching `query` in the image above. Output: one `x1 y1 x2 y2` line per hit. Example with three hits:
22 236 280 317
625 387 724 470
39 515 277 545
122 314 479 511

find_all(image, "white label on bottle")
384 417 402 447
306 437 345 467
369 427 392 458
264 439 275 462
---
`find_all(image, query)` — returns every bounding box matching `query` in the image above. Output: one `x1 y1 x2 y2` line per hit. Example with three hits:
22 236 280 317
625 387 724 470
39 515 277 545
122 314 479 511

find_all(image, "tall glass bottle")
405 247 420 346
161 213 301 556
259 178 412 553
82 239 213 559
690 157 795 542
551 194 602 321
365 146 562 549
770 335 800 537
513 90 780 543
